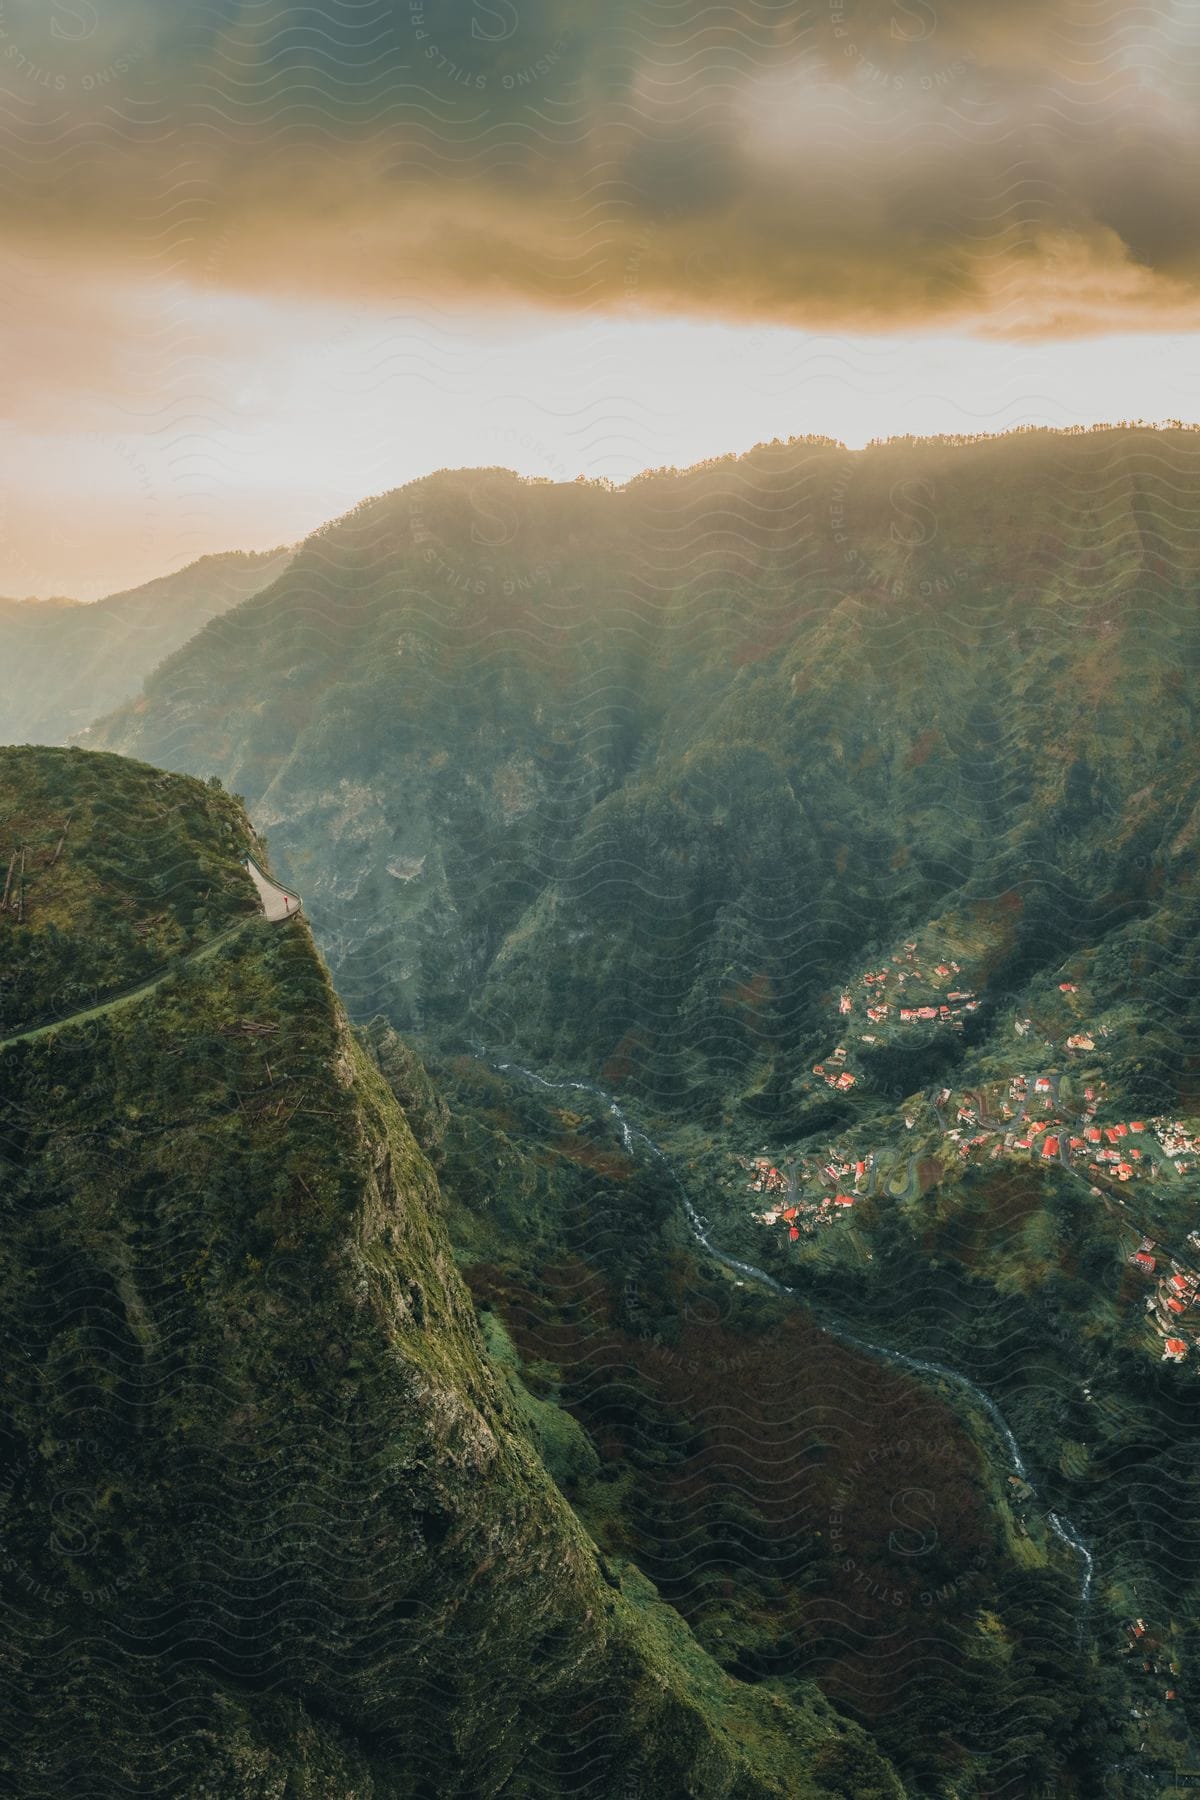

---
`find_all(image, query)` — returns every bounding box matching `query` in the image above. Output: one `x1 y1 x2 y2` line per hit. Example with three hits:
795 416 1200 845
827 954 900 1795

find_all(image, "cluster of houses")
1123 1618 1182 1733
769 942 1200 1376
807 941 985 1101
1006 1117 1157 1183
1157 1121 1200 1165
929 1072 1095 1168
747 1159 790 1197
939 1074 1200 1364
758 1045 1200 1358
1128 1245 1200 1360
746 1149 869 1237
836 941 981 1037
929 1071 1191 1199
812 1043 858 1091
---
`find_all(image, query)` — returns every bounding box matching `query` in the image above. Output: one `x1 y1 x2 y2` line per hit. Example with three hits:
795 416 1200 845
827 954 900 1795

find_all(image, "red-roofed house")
1085 1126 1102 1143
1134 1252 1157 1272
1164 1337 1188 1361
834 1194 855 1207
1042 1136 1060 1159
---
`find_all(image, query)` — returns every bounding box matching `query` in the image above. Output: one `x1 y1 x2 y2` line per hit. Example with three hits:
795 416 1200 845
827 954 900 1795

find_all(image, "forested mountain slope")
0 747 895 1798
0 548 292 748
51 429 1200 1792
92 429 1200 1126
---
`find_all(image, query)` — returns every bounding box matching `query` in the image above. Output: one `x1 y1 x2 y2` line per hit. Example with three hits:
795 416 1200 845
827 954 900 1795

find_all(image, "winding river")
494 1059 1096 1637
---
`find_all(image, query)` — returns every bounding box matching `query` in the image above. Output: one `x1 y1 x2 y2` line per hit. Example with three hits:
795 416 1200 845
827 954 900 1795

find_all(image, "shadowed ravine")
492 1057 1097 1643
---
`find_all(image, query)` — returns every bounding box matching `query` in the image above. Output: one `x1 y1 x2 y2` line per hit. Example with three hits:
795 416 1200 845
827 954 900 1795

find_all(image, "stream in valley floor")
494 1059 1097 1638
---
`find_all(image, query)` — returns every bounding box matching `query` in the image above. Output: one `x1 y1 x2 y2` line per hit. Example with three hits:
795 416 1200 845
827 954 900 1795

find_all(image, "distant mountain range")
89 429 1200 1124
0 548 292 747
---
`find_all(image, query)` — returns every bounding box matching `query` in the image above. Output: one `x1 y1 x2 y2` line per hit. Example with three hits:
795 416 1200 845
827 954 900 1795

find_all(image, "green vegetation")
80 426 1200 1792
0 746 902 1797
91 431 1200 1132
0 548 291 748
417 1058 1095 1796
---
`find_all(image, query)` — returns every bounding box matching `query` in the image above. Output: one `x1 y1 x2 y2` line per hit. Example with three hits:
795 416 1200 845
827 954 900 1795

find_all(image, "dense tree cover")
429 1064 1094 1796
0 747 904 1798
82 427 1200 1791
0 747 262 1035
92 431 1200 1130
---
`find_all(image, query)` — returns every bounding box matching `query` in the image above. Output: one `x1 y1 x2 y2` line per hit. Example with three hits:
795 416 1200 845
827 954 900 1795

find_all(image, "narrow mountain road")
243 855 301 922
1 855 303 1053
0 918 256 1052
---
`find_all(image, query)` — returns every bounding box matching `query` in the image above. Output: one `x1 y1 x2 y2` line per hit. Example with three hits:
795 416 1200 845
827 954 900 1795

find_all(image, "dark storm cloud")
1 0 1198 332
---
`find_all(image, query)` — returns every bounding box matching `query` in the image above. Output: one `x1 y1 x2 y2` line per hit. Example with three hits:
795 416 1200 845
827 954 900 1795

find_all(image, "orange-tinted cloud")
0 0 1198 336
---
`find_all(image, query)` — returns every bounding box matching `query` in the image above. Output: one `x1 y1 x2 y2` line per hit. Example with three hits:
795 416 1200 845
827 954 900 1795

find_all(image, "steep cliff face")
0 747 902 1797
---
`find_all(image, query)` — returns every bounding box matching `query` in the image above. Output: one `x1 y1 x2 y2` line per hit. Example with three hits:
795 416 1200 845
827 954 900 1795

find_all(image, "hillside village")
741 982 1200 1763
842 939 981 1031
750 936 1200 1367
812 933 1147 1099
811 937 981 1094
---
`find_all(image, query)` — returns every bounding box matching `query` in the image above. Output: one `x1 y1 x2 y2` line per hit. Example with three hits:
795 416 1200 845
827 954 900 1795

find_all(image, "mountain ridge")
89 428 1200 1113
0 548 294 748
74 426 1200 1788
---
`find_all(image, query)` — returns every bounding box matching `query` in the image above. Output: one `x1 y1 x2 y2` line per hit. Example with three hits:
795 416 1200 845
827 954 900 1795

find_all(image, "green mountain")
84 426 1200 1791
90 429 1200 1119
0 549 292 748
0 745 902 1798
